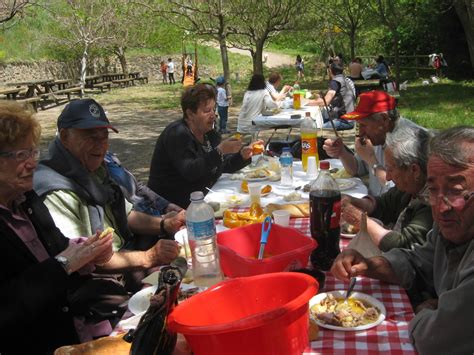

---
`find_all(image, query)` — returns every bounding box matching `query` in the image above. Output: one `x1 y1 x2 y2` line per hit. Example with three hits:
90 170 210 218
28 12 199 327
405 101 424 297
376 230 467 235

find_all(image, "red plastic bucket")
167 272 318 355
217 223 317 277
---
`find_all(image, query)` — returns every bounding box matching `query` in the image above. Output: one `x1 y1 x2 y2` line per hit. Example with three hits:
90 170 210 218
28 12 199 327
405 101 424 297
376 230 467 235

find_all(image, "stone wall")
0 55 217 86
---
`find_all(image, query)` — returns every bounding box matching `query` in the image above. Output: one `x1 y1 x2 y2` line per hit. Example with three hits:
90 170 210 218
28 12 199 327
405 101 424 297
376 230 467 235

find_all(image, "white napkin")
347 212 381 258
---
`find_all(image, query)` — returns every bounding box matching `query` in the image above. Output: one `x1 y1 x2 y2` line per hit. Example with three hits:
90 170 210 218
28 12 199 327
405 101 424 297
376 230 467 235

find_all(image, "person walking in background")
295 54 305 81
216 76 231 134
160 60 167 84
167 58 176 84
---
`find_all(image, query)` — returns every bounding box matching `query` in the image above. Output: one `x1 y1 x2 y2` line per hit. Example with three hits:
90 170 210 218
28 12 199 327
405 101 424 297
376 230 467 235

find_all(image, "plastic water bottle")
186 191 223 287
279 147 293 187
300 112 319 171
309 161 341 271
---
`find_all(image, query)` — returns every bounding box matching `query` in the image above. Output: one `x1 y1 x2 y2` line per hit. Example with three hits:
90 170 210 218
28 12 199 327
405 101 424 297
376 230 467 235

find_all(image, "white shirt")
237 89 277 133
217 87 229 107
167 61 175 73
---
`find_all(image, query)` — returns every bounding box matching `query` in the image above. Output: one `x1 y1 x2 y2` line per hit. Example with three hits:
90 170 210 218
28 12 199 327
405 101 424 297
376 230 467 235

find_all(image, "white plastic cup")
306 156 318 178
272 209 290 227
248 183 262 205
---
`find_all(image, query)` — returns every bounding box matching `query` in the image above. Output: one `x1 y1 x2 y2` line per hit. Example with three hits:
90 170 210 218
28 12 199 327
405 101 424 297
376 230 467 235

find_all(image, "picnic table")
8 78 55 97
0 87 23 100
52 79 73 91
111 159 416 354
103 73 126 82
83 75 103 89
128 72 140 79
353 79 383 94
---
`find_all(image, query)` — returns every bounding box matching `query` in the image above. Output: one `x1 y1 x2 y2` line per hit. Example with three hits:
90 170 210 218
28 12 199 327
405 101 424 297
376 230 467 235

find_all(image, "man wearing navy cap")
323 91 423 196
34 99 185 289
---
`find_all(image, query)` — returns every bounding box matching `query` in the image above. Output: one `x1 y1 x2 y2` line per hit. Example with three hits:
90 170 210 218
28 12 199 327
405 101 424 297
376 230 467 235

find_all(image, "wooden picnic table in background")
128 72 140 79
353 79 382 93
53 79 73 91
0 87 24 100
8 78 55 97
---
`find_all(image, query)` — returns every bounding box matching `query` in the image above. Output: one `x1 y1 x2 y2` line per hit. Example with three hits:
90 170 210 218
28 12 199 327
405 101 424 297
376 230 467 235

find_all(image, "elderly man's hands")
58 233 114 273
323 137 344 158
341 197 363 230
165 203 183 214
163 210 186 235
145 239 180 267
355 136 376 163
330 249 369 282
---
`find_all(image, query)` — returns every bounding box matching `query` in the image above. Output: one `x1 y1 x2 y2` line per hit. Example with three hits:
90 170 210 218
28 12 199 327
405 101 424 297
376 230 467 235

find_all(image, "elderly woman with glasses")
340 124 433 252
148 84 261 208
0 102 124 354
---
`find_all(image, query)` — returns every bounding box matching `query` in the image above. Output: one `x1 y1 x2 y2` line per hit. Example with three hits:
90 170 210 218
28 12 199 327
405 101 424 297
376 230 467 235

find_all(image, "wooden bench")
135 76 148 84
47 86 82 104
93 81 113 92
112 78 135 88
16 97 44 112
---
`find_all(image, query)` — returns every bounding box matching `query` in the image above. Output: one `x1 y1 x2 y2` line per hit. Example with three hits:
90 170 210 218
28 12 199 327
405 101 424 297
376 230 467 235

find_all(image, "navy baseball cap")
216 76 225 85
57 99 118 133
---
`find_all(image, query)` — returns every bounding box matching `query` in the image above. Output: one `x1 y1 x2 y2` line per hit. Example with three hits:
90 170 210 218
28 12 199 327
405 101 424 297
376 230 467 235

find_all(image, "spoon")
345 277 357 302
257 216 272 260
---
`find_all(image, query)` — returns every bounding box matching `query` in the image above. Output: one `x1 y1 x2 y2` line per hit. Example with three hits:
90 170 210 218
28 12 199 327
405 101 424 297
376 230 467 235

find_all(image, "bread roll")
54 335 130 355
265 203 310 218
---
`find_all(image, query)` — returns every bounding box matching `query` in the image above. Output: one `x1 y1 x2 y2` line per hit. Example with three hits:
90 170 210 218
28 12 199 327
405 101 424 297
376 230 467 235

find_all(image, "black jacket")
148 119 249 208
0 191 81 354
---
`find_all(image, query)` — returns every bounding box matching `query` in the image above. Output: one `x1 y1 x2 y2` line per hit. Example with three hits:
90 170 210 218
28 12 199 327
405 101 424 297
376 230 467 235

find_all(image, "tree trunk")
80 44 89 96
350 29 356 59
454 0 474 69
252 40 265 75
218 35 232 104
115 47 128 75
392 31 400 84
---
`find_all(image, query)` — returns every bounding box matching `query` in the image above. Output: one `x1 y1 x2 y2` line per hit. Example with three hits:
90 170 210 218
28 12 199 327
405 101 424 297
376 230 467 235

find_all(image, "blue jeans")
218 105 228 131
323 119 354 131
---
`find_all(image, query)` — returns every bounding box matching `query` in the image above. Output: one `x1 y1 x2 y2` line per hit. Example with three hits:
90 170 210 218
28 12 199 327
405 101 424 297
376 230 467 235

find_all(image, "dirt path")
225 46 294 68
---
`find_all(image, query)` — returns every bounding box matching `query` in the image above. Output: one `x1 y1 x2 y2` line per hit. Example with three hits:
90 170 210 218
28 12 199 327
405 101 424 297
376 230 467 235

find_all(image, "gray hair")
386 125 431 174
429 126 474 168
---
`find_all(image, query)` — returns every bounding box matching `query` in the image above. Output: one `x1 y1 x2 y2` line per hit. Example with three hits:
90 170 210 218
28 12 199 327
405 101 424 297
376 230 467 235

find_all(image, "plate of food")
309 290 386 331
244 168 272 181
336 179 357 191
129 284 206 315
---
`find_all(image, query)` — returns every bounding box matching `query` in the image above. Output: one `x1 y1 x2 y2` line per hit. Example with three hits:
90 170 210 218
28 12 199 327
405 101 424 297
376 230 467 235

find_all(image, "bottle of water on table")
186 191 223 287
280 147 294 187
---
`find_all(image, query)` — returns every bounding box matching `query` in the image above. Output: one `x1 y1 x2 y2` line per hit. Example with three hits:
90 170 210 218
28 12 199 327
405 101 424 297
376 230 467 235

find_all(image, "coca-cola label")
330 200 341 228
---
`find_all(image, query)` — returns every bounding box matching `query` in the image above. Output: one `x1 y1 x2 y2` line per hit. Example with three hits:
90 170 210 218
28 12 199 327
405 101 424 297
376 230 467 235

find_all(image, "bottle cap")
319 161 330 170
190 191 204 201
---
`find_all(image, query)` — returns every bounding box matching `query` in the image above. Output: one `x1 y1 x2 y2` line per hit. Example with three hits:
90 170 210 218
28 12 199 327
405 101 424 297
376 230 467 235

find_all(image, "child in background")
160 60 167 84
216 76 231 133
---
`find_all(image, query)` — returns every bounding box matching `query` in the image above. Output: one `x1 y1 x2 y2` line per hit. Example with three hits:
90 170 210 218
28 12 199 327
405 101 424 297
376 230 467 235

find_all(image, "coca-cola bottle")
309 161 341 271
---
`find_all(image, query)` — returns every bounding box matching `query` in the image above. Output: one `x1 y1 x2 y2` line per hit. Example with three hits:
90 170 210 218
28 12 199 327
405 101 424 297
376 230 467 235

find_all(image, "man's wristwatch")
55 255 71 275
372 163 385 176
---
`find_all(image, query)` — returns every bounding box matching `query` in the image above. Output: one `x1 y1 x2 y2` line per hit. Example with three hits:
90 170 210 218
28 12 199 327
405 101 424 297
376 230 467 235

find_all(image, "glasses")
428 190 473 209
0 148 40 162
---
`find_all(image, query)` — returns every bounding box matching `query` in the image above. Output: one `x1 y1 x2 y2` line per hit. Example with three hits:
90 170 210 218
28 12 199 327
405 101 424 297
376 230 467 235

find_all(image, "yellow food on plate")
311 293 380 328
245 168 271 180
99 227 114 239
223 203 270 228
232 133 242 140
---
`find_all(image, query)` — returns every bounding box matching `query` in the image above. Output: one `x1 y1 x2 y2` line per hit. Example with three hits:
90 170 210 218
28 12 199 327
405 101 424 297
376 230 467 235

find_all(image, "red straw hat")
342 91 396 120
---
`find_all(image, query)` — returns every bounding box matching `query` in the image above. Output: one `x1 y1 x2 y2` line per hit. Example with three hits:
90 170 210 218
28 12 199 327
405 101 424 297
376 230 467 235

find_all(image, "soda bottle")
293 91 301 109
186 191 224 287
279 147 293 187
301 112 319 171
309 161 341 271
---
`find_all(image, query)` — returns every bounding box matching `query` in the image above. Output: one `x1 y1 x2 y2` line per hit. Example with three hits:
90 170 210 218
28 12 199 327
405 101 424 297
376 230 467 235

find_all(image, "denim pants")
218 105 229 131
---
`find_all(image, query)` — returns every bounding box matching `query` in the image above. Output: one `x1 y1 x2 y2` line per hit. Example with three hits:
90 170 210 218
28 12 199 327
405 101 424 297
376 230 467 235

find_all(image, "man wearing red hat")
323 90 423 196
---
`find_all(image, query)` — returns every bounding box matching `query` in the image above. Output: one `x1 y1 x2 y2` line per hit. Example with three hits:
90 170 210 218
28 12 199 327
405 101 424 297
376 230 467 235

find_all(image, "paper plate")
309 291 386 331
336 179 357 191
340 232 357 239
129 283 207 315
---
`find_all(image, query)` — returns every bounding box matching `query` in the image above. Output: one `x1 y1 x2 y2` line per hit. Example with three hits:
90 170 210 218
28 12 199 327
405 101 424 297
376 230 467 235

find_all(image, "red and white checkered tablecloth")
219 215 416 354
291 218 416 354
